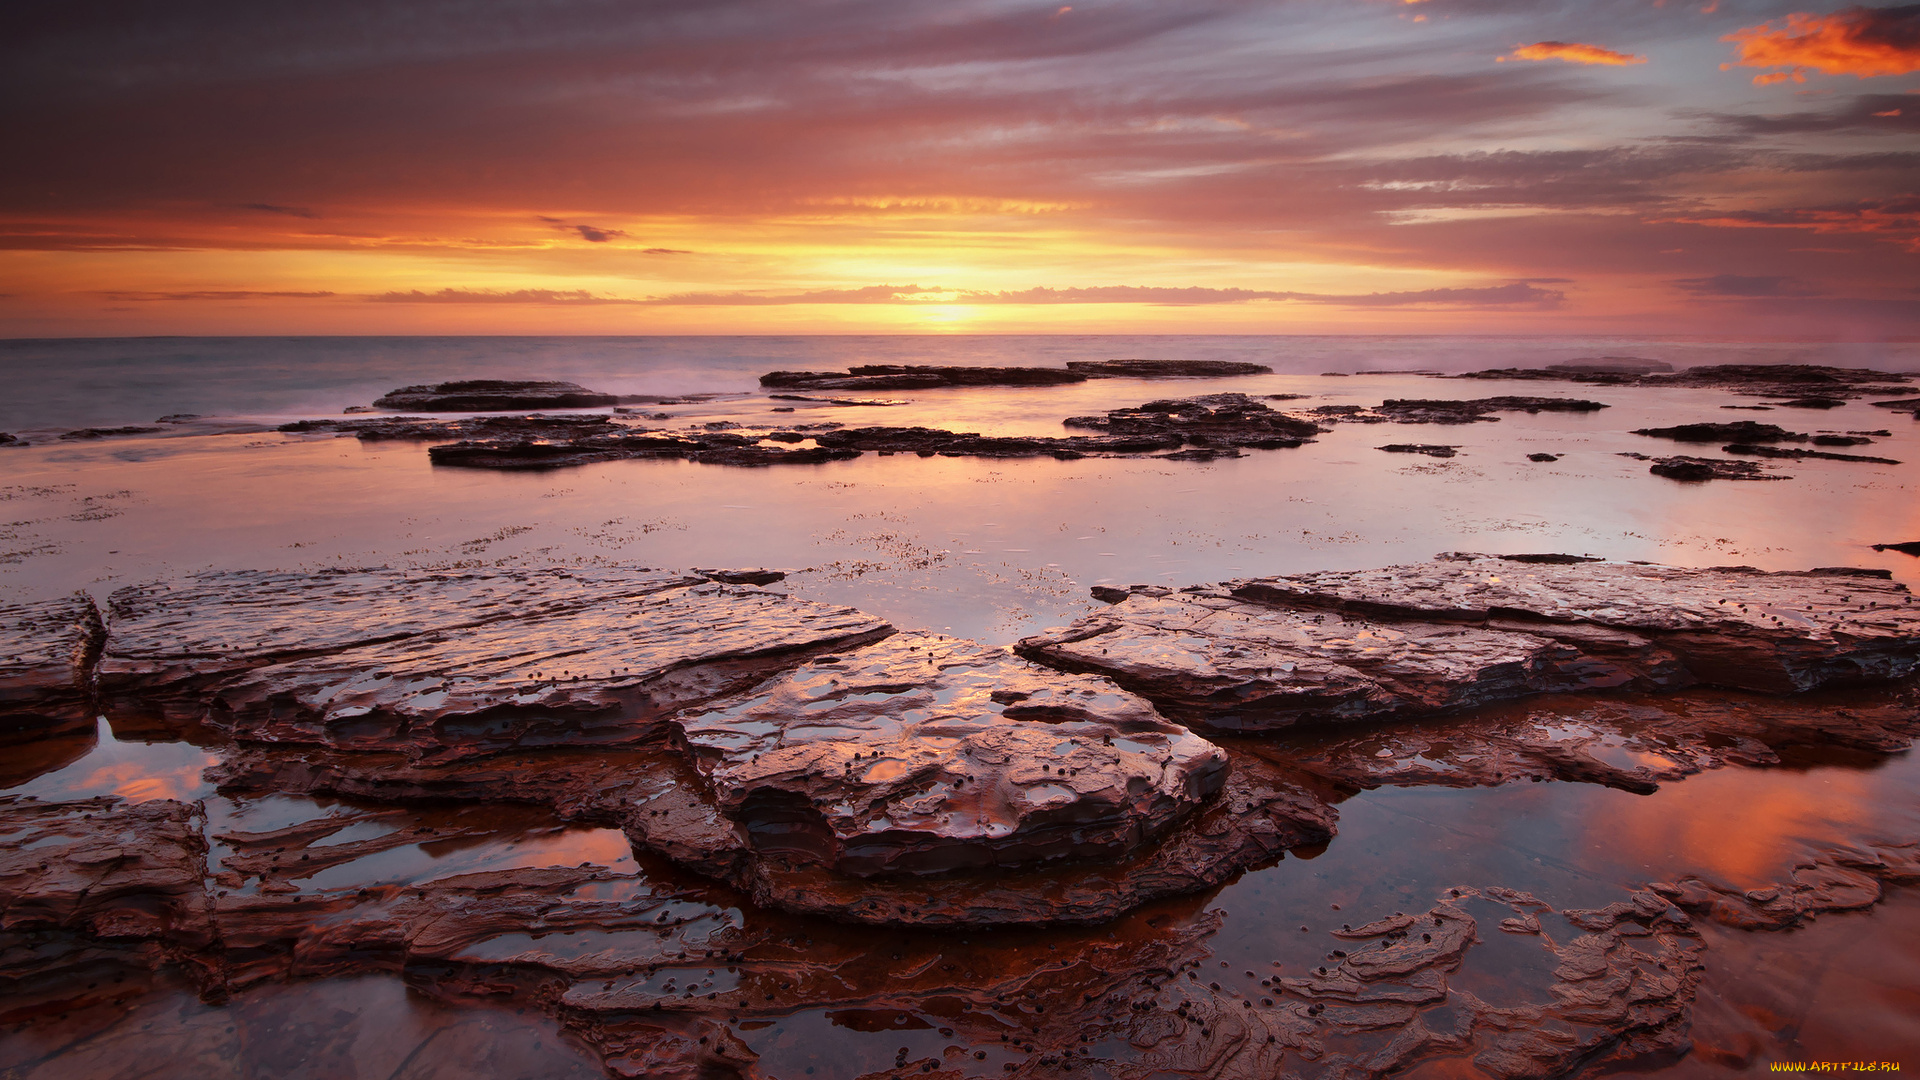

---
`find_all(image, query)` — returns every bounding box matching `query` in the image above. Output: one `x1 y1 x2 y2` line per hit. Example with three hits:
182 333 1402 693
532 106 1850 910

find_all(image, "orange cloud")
1725 5 1920 85
1500 41 1648 66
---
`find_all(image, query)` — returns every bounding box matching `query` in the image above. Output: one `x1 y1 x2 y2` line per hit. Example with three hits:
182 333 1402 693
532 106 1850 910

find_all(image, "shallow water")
3 336 1919 1076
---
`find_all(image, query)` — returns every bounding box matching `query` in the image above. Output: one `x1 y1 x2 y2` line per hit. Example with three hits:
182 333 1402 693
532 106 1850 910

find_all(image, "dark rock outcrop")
760 366 1087 391
1378 444 1457 458
1448 363 1913 401
1062 393 1322 448
281 413 627 442
1622 453 1789 481
57 426 164 441
1064 359 1274 378
1018 557 1920 730
1770 396 1846 409
1874 541 1920 556
1375 397 1608 423
1527 453 1560 462
0 594 105 743
1631 421 1807 443
372 380 622 411
1723 443 1901 465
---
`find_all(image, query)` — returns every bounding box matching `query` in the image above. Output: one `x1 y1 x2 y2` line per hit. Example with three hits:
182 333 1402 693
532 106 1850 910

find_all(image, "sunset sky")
4 1 1917 337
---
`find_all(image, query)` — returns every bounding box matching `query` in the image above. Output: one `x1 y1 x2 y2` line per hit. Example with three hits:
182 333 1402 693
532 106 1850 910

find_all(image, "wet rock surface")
1274 682 1920 797
1378 444 1458 458
761 366 1088 391
1019 557 1920 731
1063 359 1274 378
0 593 105 742
10 559 1920 1077
105 570 892 761
371 379 624 411
670 633 1230 879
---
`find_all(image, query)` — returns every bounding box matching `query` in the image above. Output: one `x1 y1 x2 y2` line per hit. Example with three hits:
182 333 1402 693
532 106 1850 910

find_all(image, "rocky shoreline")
5 556 1920 1077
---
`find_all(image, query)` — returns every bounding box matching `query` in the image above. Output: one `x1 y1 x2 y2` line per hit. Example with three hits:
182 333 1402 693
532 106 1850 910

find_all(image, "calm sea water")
4 334 1918 432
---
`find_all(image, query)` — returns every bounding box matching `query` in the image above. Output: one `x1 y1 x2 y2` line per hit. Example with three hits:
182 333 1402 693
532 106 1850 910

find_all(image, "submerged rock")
0 594 105 742
760 365 1087 391
1064 359 1274 378
372 380 622 411
1019 558 1920 730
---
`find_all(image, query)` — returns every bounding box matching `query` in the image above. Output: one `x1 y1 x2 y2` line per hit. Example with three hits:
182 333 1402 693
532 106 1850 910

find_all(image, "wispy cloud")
1501 41 1647 66
100 289 336 301
1672 274 1824 297
367 288 642 304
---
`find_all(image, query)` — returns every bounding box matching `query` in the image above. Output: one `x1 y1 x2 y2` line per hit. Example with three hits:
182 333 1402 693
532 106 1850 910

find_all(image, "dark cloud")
238 202 319 218
1708 95 1920 135
1671 274 1824 297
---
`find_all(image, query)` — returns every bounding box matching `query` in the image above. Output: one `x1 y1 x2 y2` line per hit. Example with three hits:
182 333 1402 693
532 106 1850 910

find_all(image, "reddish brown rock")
671 633 1229 879
0 797 212 955
194 583 889 760
0 593 104 743
1021 559 1920 730
1235 557 1920 694
1017 586 1681 733
98 567 706 723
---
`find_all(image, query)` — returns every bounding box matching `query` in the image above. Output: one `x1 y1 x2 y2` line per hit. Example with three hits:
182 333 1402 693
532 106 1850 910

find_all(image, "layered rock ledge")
372 379 624 411
1018 556 1920 731
0 593 104 743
